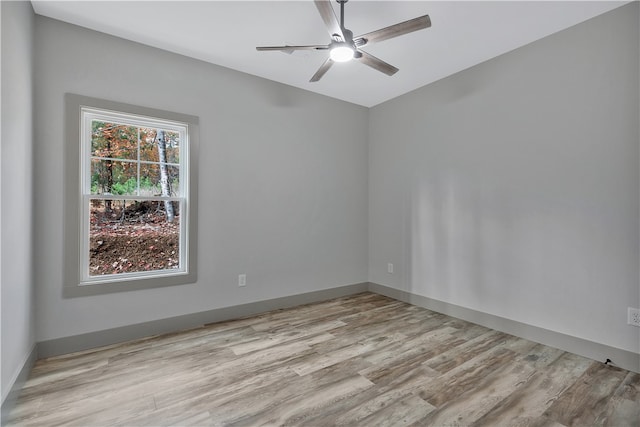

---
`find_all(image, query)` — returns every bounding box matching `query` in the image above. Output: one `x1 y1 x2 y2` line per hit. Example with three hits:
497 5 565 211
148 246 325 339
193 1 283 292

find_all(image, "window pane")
90 159 138 195
139 163 180 197
89 199 181 276
139 128 159 163
139 163 160 196
139 128 180 164
164 165 180 197
165 131 180 164
91 122 138 160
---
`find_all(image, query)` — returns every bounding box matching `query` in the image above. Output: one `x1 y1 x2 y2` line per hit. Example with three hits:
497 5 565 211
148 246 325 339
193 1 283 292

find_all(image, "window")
64 94 198 296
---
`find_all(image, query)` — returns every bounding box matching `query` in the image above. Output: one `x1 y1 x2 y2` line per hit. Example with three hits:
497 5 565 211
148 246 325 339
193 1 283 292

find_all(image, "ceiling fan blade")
355 15 431 47
256 45 329 54
314 0 345 42
310 57 334 82
356 50 398 76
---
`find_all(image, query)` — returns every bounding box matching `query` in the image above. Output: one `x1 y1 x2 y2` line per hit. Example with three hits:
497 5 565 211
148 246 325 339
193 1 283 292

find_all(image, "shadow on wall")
400 172 594 322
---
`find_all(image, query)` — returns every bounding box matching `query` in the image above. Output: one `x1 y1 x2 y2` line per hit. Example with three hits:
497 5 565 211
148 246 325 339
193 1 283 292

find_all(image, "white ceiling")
31 1 628 107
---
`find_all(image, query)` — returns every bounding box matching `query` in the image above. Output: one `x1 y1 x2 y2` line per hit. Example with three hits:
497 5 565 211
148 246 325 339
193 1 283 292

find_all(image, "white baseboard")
369 282 640 374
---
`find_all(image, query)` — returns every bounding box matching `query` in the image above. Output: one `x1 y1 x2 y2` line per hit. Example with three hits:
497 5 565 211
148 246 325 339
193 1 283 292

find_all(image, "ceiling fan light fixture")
329 45 354 62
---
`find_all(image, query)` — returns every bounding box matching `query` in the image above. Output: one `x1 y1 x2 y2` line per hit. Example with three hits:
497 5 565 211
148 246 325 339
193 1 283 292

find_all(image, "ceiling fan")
256 0 431 82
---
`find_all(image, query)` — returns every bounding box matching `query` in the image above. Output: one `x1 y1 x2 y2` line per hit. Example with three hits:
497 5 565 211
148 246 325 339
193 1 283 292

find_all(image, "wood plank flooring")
7 292 640 426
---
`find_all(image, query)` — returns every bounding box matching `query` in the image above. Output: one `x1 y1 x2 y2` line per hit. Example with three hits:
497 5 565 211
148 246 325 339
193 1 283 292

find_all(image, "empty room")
2 0 639 425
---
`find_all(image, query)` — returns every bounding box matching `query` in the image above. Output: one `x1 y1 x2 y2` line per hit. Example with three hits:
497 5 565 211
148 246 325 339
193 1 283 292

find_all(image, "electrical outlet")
628 307 640 327
387 263 394 274
238 274 246 287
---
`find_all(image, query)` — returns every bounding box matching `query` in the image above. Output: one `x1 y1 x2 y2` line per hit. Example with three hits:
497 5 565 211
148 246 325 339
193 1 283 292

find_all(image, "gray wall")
33 17 369 341
369 2 639 355
19 0 640 363
1 1 36 403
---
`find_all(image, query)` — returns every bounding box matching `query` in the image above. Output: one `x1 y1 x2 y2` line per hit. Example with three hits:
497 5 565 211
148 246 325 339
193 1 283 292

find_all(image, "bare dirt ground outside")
89 201 179 276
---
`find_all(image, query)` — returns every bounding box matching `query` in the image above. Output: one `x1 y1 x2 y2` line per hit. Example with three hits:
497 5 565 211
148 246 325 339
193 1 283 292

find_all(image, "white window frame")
64 94 199 297
80 108 189 284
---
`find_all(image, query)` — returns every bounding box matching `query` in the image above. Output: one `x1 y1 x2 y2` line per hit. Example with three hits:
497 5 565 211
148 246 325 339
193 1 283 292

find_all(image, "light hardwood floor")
8 292 640 426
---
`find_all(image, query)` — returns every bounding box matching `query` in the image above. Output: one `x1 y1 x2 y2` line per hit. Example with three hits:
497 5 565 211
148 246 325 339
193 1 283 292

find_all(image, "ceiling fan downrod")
338 0 347 31
335 0 354 49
